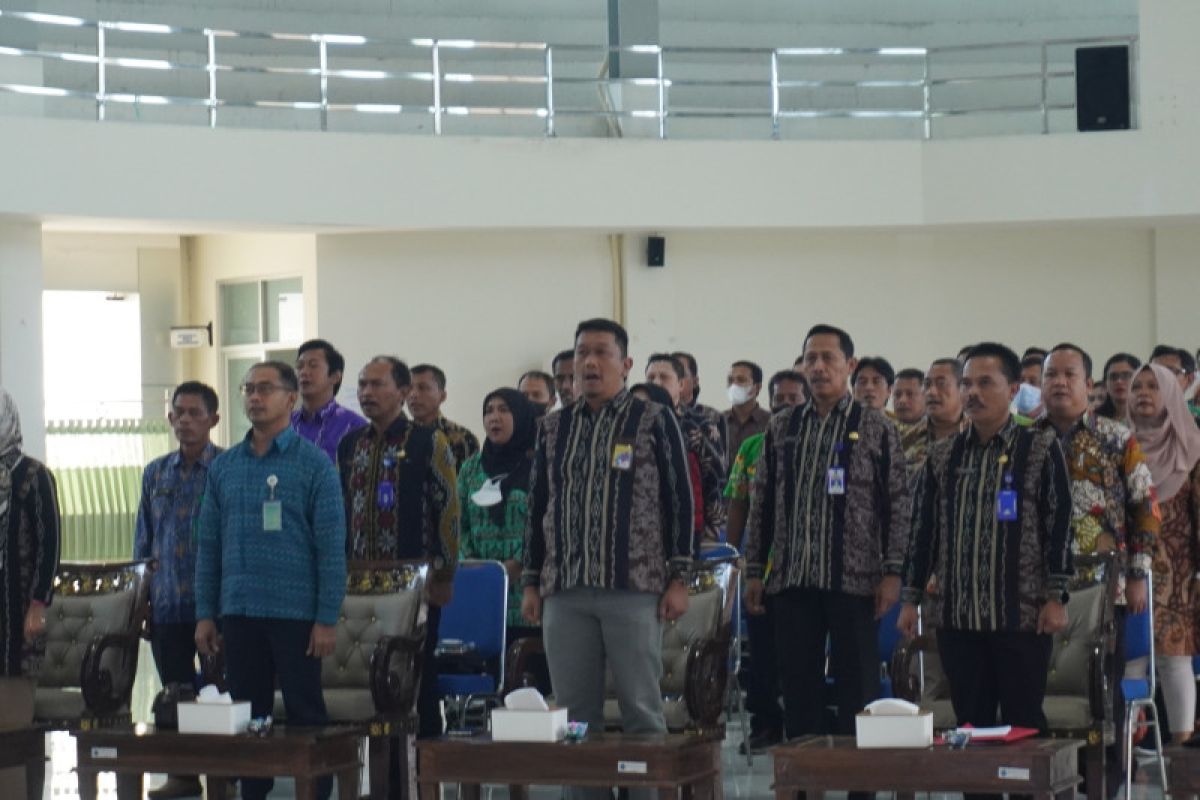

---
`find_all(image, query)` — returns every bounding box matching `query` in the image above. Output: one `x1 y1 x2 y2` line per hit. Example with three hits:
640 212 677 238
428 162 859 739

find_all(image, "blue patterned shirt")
134 443 222 624
195 428 347 625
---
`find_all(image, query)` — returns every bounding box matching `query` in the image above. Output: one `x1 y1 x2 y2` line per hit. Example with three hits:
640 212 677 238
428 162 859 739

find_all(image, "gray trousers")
543 588 666 800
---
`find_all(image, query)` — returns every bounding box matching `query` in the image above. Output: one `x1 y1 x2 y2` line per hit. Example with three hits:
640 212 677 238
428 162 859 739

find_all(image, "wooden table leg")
114 771 143 800
337 766 359 800
508 784 530 800
24 752 44 800
657 787 677 800
369 735 391 800
460 782 481 800
295 775 317 800
75 768 99 800
418 781 439 800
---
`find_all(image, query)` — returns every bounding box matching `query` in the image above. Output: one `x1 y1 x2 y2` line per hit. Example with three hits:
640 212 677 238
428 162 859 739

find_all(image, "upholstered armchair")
35 559 151 729
891 552 1118 800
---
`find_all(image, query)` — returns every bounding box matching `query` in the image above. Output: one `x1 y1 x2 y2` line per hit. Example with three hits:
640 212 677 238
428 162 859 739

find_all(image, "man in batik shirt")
1038 343 1159 797
900 358 968 481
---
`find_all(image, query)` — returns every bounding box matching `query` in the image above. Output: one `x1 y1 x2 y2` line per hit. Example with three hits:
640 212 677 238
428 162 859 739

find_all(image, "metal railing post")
318 37 329 131
921 50 931 140
656 47 666 139
1129 36 1139 130
770 49 781 139
432 40 442 135
544 45 555 136
1040 42 1049 134
206 30 217 128
96 25 106 121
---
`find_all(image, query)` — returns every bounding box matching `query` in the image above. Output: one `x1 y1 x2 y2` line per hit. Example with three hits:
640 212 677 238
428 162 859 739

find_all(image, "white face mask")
727 384 753 406
470 474 506 507
1013 383 1042 416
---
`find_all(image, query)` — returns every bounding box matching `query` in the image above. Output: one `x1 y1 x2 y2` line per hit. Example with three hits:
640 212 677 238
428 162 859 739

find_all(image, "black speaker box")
1076 45 1130 132
647 235 665 267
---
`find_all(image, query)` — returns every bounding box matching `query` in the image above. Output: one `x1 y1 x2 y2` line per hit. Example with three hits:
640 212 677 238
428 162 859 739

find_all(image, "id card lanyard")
995 453 1018 522
826 429 859 496
262 474 283 531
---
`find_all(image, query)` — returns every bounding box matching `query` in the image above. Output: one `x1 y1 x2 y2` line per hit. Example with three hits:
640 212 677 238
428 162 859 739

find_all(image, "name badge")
377 480 396 510
996 489 1018 522
826 466 846 496
262 500 283 531
612 443 634 471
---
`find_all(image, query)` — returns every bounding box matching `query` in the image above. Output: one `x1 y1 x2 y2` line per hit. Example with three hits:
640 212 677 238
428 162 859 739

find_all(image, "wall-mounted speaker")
1076 45 1131 132
647 235 665 267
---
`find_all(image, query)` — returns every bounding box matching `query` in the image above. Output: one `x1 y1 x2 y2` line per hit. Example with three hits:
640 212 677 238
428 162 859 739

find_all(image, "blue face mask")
1013 382 1042 416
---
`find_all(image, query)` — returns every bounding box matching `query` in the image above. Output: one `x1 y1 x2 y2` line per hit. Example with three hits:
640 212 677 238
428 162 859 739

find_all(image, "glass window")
264 278 303 344
220 282 260 346
225 356 259 444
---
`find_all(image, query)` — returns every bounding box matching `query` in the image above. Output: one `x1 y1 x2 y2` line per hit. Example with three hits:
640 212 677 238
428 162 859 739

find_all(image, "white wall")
0 221 46 459
308 224 1158 437
316 231 614 432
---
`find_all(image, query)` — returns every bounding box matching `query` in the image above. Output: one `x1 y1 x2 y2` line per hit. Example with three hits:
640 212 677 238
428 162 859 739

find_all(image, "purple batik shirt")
290 398 368 463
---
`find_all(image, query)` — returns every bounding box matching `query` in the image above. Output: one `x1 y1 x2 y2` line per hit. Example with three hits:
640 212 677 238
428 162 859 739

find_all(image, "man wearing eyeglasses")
195 362 347 800
1150 345 1200 426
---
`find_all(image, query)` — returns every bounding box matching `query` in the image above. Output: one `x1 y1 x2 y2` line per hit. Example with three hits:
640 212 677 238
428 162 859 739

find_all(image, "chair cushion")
40 592 137 689
1122 677 1151 702
1046 584 1104 695
322 589 423 690
34 687 86 721
1043 694 1093 730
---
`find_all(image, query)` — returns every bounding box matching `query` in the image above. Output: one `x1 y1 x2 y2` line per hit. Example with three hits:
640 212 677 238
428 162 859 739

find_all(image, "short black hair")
895 368 924 383
369 355 411 388
1046 342 1093 380
1020 354 1045 371
250 361 299 392
411 364 447 391
575 318 629 358
853 356 895 387
803 324 854 359
172 381 218 415
551 349 574 371
647 353 685 380
1021 347 1048 361
1102 352 1141 380
297 338 346 394
928 357 963 380
518 370 555 395
731 360 763 386
671 351 698 378
964 342 1021 384
956 344 975 361
768 369 809 398
1181 349 1197 374
629 382 674 409
1150 344 1182 364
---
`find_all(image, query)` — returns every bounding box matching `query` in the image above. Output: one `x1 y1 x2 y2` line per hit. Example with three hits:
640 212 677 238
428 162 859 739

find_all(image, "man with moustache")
900 343 1073 788
337 356 459 740
901 358 969 479
551 349 576 410
891 368 926 426
746 324 910 757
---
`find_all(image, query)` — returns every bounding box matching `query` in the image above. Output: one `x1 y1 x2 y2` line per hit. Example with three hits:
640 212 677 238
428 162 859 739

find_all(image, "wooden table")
772 736 1083 800
1168 744 1200 797
416 733 722 800
73 724 363 800
0 725 47 800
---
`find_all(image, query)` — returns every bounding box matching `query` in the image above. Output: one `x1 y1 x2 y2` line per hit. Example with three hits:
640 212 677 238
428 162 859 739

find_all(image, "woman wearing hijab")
457 388 537 637
0 389 61 797
1124 362 1200 743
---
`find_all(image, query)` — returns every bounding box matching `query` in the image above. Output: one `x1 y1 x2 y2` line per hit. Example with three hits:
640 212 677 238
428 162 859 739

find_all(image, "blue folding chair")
1122 573 1167 800
877 601 903 698
435 559 508 732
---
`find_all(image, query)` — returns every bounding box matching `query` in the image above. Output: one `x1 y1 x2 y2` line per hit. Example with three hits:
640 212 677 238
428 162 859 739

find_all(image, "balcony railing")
0 8 1138 139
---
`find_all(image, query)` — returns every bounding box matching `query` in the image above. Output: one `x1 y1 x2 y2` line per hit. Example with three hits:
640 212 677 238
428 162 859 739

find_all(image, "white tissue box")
855 709 934 748
491 707 569 742
177 700 252 735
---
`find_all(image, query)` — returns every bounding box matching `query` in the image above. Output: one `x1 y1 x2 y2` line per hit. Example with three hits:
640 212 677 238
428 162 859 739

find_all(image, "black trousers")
743 593 783 735
774 587 879 738
150 621 199 687
222 616 330 800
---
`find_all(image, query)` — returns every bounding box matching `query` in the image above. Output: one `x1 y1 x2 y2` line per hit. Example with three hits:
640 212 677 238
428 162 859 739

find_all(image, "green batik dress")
456 453 531 629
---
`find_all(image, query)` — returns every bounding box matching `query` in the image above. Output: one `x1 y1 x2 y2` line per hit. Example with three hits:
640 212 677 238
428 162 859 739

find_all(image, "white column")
0 220 46 459
1139 0 1200 131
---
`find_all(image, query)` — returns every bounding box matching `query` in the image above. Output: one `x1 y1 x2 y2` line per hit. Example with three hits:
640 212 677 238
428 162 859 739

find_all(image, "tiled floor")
36 719 1169 799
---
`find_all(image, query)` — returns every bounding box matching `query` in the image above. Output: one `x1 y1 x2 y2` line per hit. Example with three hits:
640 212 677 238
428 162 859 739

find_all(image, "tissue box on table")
177 685 252 735
491 687 570 742
854 698 933 749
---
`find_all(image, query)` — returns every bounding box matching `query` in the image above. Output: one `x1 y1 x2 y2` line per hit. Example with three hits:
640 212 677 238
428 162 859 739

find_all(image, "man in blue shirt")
195 362 347 800
134 381 222 800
